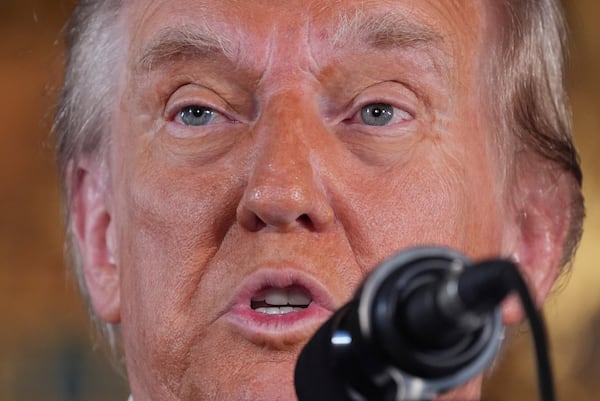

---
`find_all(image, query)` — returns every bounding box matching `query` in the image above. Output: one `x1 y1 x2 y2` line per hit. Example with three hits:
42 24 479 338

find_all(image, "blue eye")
360 103 394 126
179 106 216 126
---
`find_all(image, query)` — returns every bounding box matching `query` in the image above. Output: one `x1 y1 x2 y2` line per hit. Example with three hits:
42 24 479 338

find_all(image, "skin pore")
71 1 566 400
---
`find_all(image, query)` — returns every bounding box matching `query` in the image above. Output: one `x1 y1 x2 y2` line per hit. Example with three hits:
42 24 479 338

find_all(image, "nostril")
297 214 314 230
237 203 267 232
250 216 267 231
238 201 319 232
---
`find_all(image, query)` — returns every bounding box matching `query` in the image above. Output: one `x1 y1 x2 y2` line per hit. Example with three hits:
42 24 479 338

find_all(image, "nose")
236 94 335 233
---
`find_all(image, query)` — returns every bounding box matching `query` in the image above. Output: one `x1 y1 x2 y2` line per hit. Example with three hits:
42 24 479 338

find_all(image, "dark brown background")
0 1 598 400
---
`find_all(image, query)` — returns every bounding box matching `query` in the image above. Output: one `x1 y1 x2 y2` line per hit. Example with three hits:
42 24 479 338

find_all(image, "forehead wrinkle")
135 25 235 73
255 16 324 93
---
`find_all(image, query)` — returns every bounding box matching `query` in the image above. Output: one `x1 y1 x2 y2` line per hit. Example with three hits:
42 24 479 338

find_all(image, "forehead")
124 0 486 66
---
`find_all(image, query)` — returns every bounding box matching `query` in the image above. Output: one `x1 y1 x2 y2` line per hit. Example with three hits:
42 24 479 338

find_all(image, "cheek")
113 150 243 387
119 162 235 289
342 152 503 271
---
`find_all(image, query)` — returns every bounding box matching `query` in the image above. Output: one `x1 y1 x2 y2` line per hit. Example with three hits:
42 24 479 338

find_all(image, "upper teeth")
251 287 312 314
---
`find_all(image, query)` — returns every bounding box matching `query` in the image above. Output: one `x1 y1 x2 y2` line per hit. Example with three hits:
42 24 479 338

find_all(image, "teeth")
289 289 311 306
255 306 305 315
264 288 289 306
251 287 313 312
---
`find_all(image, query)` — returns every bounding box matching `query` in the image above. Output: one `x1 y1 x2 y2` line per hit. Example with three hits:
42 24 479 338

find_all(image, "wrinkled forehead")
122 0 488 69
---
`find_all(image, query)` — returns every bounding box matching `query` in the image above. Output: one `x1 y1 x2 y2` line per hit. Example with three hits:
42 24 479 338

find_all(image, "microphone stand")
295 247 552 401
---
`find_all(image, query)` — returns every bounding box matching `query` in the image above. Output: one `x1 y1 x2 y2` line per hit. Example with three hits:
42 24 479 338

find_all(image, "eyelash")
166 97 415 131
347 102 415 127
170 102 230 127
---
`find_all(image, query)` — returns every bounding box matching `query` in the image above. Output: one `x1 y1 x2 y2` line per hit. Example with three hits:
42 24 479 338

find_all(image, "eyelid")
345 82 418 121
166 98 230 124
164 84 236 124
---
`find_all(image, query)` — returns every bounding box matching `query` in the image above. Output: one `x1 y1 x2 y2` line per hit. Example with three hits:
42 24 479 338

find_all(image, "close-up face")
98 0 511 399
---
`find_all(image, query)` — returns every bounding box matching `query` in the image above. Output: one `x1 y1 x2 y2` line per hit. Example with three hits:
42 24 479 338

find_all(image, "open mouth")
250 286 312 315
225 268 335 344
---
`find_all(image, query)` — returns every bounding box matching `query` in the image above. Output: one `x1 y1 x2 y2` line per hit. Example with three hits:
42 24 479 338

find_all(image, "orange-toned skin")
71 1 570 400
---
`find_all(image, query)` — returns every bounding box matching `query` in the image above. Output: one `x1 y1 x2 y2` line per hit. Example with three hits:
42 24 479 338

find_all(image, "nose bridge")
254 90 314 183
237 89 334 232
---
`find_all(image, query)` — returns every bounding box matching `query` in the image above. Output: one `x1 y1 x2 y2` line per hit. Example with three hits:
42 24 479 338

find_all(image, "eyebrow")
329 9 445 50
135 9 445 74
136 25 235 72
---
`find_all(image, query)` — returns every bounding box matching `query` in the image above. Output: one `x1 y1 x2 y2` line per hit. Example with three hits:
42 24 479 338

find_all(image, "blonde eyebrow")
136 25 235 72
329 9 444 50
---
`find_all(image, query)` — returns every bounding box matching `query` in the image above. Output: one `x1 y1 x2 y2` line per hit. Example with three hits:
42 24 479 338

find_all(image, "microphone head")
361 247 505 385
295 247 506 401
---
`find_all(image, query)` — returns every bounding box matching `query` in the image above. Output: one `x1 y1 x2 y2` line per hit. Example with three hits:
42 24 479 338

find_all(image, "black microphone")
295 247 514 401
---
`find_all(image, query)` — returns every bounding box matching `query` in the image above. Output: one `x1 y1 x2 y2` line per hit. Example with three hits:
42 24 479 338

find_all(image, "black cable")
500 264 556 401
445 258 556 401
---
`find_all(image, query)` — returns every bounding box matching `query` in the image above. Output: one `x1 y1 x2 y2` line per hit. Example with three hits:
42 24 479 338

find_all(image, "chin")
208 366 299 401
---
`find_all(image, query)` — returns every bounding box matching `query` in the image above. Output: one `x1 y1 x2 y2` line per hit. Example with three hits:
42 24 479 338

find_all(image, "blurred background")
0 1 597 400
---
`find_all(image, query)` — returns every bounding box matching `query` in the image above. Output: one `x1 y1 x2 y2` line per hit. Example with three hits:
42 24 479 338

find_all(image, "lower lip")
225 303 333 345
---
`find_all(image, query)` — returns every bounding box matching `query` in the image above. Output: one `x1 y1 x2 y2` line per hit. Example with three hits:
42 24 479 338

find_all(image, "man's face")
109 0 506 399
